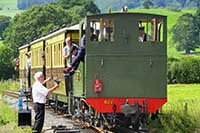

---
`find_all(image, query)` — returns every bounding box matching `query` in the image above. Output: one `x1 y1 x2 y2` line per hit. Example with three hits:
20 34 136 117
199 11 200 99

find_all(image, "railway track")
3 90 114 133
3 91 19 98
3 90 143 133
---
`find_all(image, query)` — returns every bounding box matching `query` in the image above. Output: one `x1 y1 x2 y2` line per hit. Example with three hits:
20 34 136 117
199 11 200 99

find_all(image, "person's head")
139 27 145 36
34 72 44 83
26 51 31 58
65 37 72 46
69 45 78 56
90 27 94 34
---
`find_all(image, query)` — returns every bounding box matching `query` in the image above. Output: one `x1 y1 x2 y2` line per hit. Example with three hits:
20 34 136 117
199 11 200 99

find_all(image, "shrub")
167 57 179 83
168 56 200 84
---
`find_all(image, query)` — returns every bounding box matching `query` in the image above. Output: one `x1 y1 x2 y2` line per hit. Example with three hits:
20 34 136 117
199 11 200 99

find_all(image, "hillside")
129 9 195 56
94 0 199 13
0 0 17 10
0 0 20 17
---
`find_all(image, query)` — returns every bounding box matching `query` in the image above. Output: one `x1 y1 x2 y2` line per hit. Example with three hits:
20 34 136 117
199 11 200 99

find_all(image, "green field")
150 84 200 132
0 0 17 10
0 0 21 17
129 9 196 57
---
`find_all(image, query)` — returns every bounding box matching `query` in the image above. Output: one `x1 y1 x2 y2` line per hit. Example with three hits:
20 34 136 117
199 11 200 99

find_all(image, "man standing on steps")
63 37 78 67
32 72 59 133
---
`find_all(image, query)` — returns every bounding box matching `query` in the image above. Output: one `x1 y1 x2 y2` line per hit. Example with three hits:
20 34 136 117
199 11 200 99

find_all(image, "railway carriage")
19 12 167 131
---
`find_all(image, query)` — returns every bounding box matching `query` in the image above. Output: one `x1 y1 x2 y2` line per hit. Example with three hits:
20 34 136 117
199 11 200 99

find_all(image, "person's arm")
48 84 59 94
64 53 71 60
42 77 51 85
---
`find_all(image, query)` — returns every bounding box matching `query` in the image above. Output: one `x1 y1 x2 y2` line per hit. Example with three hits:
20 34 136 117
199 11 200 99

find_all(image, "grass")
0 100 32 133
0 0 17 10
0 80 19 96
129 8 196 57
150 84 200 132
0 81 32 132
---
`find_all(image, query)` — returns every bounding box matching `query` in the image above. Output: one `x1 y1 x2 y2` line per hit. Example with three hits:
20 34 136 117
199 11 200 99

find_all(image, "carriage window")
90 18 114 42
138 18 163 43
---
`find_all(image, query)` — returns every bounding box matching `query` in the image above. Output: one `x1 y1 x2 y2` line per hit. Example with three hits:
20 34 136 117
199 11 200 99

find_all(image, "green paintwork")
84 13 167 99
73 62 84 97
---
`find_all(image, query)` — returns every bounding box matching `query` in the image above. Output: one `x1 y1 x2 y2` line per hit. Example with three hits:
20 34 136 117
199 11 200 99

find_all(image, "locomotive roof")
88 12 166 18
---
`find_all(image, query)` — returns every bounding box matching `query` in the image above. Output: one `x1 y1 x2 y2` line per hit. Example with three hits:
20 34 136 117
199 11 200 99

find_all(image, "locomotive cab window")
138 18 164 43
90 18 114 42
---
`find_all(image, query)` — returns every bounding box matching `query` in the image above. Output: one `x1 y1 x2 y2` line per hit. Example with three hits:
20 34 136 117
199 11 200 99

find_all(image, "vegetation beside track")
149 84 200 132
0 81 32 132
0 80 19 96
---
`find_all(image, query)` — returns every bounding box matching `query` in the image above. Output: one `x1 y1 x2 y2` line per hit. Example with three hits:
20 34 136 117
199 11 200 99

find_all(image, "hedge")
168 56 200 84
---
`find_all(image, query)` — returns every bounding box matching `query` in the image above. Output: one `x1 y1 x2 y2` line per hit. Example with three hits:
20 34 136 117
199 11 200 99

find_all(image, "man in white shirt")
63 37 78 67
32 72 59 133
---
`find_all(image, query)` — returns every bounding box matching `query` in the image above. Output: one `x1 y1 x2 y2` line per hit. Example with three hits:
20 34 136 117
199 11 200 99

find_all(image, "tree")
193 8 200 46
143 0 153 9
0 45 15 79
0 15 11 40
57 0 100 17
3 4 72 57
171 13 198 54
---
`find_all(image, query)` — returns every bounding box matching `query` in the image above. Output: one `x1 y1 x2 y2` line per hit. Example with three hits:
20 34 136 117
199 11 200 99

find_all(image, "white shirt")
32 81 48 104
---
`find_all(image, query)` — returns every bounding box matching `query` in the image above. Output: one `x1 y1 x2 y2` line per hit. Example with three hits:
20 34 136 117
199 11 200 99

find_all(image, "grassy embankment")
149 84 200 132
130 9 196 57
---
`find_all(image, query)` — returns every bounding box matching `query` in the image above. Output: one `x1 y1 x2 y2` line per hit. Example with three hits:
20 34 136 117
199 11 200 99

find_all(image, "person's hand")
46 77 51 82
64 56 67 60
54 83 59 88
63 66 72 73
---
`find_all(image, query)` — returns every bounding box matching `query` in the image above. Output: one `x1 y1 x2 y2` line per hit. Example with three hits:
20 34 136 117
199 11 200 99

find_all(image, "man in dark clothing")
64 35 86 74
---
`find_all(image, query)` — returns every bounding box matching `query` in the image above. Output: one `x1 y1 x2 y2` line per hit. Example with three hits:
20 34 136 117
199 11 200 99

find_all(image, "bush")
167 57 180 83
168 56 200 84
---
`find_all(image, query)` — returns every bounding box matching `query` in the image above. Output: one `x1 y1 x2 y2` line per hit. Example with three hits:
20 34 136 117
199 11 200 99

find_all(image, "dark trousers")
32 103 45 133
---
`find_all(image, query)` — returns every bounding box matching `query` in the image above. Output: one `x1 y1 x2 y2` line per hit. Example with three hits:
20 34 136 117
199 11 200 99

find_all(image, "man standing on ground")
32 72 59 133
